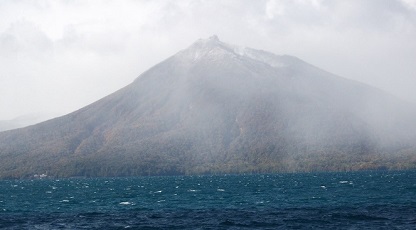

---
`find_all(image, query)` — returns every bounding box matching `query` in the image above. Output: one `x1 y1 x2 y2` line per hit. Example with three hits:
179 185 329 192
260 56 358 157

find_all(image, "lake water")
1 171 415 229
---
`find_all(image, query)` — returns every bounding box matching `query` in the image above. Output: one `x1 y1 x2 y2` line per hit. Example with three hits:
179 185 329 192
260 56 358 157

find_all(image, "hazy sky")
1 0 416 120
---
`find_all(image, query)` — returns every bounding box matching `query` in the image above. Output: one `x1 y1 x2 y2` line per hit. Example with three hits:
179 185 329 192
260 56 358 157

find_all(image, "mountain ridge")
0 36 415 179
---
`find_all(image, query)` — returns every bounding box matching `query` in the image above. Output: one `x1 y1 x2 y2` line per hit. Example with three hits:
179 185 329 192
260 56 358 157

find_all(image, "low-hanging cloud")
0 0 415 120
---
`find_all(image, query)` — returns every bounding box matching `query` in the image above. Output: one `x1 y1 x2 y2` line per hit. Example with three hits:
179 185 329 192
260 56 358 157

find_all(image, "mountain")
0 113 59 132
0 35 415 179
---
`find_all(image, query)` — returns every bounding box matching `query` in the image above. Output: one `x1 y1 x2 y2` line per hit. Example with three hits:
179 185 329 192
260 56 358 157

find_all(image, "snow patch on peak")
178 36 289 69
232 46 248 56
233 47 286 68
193 35 222 47
179 35 235 62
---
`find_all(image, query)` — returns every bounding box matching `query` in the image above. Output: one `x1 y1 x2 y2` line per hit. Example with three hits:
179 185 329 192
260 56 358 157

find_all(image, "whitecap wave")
119 201 132 205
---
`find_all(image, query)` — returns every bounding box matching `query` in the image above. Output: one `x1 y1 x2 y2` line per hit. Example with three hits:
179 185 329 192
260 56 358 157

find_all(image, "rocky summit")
1 36 415 179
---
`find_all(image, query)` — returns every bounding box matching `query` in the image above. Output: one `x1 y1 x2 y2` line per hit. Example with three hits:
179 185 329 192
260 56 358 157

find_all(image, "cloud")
242 0 416 105
0 20 53 58
265 0 326 21
401 0 416 10
0 0 416 120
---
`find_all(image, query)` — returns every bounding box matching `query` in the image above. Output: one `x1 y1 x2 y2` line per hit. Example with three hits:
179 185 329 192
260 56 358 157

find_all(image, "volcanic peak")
182 35 292 70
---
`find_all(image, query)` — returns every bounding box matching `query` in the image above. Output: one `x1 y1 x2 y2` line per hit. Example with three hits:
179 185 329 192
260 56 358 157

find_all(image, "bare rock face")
0 36 415 178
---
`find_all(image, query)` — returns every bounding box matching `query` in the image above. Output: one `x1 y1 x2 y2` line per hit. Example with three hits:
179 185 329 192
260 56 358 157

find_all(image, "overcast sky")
1 0 415 120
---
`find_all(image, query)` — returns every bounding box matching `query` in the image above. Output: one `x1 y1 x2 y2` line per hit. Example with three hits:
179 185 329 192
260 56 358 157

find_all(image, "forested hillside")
0 36 415 179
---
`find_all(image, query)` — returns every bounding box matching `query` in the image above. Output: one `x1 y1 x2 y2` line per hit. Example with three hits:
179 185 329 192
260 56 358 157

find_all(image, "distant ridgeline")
0 36 415 179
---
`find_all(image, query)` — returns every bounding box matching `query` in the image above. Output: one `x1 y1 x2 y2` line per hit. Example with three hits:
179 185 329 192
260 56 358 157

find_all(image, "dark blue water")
1 171 415 229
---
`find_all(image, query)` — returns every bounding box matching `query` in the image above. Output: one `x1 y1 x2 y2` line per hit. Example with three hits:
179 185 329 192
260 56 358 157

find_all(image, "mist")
2 2 416 229
1 0 416 122
1 35 415 178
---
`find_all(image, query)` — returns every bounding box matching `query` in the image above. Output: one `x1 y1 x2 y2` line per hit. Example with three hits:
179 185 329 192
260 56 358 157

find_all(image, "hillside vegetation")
0 36 415 179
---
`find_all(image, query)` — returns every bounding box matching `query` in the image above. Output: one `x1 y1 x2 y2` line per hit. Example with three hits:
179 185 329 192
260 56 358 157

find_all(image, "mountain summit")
0 36 415 178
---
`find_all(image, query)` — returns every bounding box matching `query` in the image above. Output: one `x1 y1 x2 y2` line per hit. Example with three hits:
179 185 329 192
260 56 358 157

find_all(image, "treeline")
2 143 415 179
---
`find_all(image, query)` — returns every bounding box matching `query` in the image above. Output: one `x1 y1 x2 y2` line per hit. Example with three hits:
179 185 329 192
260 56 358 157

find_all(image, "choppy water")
1 171 415 229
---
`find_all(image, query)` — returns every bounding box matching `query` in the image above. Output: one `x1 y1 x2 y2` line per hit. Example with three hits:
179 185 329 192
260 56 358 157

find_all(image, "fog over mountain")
0 113 58 132
0 36 415 179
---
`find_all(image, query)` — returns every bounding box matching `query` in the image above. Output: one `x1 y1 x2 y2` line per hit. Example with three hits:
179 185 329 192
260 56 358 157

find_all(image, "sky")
1 0 416 121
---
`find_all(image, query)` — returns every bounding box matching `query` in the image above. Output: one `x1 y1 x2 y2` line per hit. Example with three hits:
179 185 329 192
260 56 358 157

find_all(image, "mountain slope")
0 36 415 179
